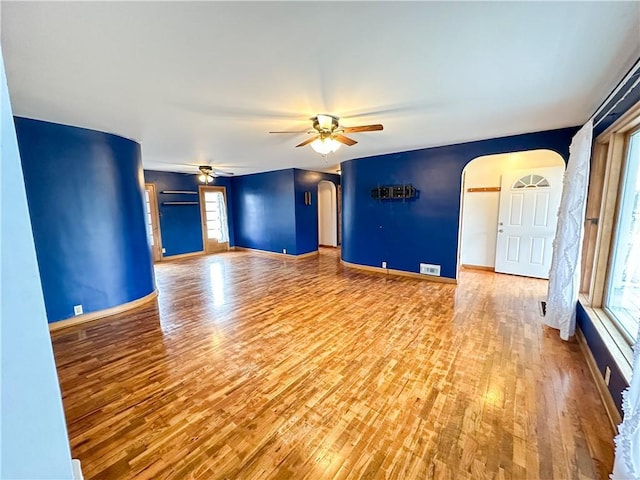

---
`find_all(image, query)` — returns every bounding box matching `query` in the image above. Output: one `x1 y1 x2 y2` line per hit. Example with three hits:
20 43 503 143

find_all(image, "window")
144 189 154 246
513 174 550 189
580 99 640 373
604 129 640 341
203 191 228 242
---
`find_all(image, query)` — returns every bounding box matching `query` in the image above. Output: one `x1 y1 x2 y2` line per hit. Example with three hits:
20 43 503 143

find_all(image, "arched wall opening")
458 149 565 272
318 180 338 247
340 126 575 280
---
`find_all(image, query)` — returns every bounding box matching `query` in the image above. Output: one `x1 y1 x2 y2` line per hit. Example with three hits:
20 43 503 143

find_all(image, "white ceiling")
2 2 639 176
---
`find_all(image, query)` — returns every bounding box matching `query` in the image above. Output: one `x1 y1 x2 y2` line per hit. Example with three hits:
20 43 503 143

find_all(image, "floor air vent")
539 301 547 317
419 263 441 276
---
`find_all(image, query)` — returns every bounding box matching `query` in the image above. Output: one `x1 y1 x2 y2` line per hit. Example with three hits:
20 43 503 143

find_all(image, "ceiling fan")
197 165 234 184
269 114 383 155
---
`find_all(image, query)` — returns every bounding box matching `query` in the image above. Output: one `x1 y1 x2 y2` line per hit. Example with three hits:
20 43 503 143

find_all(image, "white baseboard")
72 459 83 480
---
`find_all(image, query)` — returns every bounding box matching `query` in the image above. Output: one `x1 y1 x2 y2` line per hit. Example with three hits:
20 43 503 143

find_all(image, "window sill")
579 294 633 384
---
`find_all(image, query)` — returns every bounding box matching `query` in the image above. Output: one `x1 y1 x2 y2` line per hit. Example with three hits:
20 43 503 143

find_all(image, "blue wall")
594 58 640 137
231 168 339 255
341 127 577 279
143 170 235 256
577 303 626 415
231 169 297 254
15 117 155 323
146 167 338 258
1 50 74 480
293 169 341 255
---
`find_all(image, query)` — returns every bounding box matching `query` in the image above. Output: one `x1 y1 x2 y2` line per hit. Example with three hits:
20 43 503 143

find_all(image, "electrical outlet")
283 249 287 254
605 366 611 386
382 261 387 269
73 304 83 316
162 248 166 253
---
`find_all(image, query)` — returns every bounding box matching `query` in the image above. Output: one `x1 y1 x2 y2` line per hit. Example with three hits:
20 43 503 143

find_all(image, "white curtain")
216 192 230 243
612 326 640 479
545 120 593 340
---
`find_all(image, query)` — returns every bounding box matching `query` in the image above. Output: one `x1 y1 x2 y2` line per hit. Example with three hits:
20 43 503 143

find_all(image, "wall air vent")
420 263 441 276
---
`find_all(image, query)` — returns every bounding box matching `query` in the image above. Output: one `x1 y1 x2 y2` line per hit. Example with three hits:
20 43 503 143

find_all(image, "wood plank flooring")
51 248 614 479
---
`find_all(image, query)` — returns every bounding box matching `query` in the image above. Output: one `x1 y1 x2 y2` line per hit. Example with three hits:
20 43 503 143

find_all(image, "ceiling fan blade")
213 168 234 176
175 101 306 121
341 124 384 133
341 101 440 120
268 130 309 134
333 134 358 146
296 136 320 148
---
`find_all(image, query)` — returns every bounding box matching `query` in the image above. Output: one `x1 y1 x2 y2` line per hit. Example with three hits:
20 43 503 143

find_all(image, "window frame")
580 100 640 379
602 127 640 343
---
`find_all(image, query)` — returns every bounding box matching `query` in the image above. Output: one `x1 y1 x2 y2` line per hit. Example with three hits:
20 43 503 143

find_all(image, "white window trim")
580 100 640 383
579 294 632 383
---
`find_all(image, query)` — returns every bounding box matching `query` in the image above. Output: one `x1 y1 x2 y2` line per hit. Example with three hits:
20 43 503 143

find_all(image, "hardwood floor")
51 248 614 479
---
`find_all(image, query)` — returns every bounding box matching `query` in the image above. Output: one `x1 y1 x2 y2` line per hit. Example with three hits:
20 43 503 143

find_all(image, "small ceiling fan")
198 165 234 184
269 114 383 155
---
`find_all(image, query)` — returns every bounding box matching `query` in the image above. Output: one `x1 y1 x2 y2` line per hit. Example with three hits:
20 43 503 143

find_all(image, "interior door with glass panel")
494 167 564 279
199 186 230 254
144 183 162 262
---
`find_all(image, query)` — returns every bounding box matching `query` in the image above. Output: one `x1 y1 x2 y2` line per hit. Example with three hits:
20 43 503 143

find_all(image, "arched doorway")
318 180 337 247
459 149 565 278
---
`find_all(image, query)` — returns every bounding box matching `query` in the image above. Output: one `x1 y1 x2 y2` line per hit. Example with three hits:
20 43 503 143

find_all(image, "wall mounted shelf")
467 187 501 193
162 201 199 205
371 185 417 200
161 190 198 194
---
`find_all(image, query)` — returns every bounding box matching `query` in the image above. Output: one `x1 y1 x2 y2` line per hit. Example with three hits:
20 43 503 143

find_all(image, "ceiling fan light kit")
270 114 383 156
310 137 341 155
198 166 215 183
314 114 338 131
196 165 235 184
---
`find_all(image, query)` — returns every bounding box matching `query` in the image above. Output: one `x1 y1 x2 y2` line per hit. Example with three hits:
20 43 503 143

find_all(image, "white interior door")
494 167 564 279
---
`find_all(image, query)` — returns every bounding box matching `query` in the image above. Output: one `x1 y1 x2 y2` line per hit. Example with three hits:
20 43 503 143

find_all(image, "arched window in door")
513 174 550 189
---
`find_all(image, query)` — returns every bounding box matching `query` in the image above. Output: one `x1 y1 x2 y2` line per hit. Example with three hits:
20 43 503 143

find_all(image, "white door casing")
144 184 162 262
494 167 564 279
199 186 230 254
318 181 337 247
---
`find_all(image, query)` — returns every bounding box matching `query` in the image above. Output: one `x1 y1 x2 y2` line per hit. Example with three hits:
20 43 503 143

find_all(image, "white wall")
460 149 564 268
0 48 74 479
318 181 337 247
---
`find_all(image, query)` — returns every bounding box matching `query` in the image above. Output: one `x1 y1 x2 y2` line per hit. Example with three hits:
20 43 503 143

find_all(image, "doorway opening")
144 183 163 262
199 185 230 254
458 150 565 279
318 180 338 247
